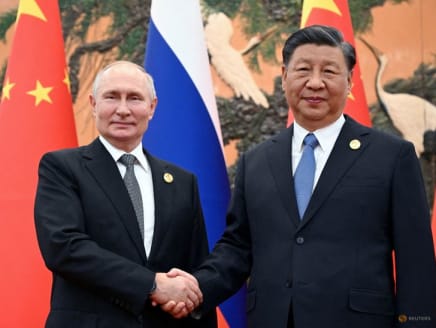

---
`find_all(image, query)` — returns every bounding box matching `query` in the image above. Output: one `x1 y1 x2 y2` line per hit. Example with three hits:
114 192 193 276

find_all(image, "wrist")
149 278 157 295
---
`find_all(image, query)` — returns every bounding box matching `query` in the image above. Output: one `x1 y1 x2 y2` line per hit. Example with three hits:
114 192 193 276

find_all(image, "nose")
305 72 325 90
115 98 130 116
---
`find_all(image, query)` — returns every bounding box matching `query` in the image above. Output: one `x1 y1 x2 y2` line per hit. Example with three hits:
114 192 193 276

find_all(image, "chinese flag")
0 0 77 326
287 0 371 127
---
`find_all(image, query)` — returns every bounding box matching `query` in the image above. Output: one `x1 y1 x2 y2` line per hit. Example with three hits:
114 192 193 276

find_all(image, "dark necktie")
119 154 144 239
294 133 318 219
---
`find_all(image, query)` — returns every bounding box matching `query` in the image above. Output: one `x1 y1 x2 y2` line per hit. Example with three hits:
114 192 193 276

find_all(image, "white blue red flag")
143 0 246 326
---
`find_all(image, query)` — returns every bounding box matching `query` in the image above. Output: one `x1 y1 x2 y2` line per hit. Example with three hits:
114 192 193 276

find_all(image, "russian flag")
143 0 246 326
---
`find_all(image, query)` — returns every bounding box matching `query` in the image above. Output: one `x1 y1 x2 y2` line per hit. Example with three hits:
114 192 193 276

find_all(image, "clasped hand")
149 268 201 319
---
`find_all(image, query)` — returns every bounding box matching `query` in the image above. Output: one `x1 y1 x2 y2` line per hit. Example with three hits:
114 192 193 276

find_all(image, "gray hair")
92 61 157 99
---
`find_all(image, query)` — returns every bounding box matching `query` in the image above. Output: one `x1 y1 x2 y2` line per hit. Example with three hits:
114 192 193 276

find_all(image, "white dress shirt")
292 115 345 190
99 136 155 257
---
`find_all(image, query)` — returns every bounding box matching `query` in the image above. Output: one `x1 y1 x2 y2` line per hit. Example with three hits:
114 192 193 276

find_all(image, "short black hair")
282 25 356 72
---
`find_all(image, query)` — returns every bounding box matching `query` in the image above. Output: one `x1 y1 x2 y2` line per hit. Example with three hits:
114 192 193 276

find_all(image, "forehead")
290 44 347 67
98 65 148 92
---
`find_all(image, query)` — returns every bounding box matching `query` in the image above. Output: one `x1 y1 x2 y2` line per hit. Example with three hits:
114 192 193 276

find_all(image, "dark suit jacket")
195 116 436 328
34 138 217 328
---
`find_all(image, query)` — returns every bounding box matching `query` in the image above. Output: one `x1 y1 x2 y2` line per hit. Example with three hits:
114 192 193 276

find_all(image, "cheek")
94 112 104 123
284 80 304 97
135 110 152 126
93 108 112 126
331 85 349 101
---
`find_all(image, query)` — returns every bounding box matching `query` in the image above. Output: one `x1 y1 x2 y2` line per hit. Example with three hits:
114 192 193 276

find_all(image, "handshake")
149 268 203 319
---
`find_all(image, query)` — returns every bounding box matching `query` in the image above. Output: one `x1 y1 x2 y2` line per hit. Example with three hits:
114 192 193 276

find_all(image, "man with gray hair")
34 61 217 327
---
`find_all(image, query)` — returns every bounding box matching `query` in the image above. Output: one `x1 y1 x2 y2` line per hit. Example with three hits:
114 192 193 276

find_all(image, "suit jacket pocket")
349 288 394 316
246 289 256 313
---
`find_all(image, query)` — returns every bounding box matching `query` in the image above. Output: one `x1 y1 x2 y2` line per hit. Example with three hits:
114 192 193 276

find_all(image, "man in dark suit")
34 61 217 327
166 25 436 327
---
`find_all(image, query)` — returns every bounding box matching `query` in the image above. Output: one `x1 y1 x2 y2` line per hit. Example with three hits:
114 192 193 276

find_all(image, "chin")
300 109 328 120
109 133 134 141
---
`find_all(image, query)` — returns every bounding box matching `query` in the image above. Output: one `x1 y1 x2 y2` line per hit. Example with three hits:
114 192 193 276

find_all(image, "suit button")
296 236 304 244
285 281 292 288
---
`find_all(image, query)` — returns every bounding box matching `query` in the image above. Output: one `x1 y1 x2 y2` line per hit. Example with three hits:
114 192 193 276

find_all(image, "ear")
149 97 158 120
281 65 288 90
347 71 353 92
89 94 97 117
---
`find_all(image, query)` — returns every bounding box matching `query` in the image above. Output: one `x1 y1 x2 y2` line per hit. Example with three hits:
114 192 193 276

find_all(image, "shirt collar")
293 115 345 152
99 136 150 172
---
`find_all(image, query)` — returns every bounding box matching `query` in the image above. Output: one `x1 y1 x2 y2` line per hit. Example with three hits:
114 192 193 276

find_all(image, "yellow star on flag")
63 68 71 94
1 77 16 102
301 0 341 27
17 0 47 23
27 80 53 106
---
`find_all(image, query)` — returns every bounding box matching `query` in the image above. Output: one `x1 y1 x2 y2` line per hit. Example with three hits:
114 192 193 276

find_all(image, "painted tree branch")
68 10 149 101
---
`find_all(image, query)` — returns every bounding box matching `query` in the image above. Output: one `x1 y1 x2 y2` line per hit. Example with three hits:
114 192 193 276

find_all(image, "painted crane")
360 37 436 155
204 12 269 108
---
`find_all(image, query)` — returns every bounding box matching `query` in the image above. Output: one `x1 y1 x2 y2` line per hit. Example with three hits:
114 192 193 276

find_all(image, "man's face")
90 64 156 152
282 44 351 131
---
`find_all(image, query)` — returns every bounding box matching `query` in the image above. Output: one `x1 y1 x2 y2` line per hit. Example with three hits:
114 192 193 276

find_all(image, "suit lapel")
82 139 147 262
145 152 173 261
266 126 301 227
299 117 371 229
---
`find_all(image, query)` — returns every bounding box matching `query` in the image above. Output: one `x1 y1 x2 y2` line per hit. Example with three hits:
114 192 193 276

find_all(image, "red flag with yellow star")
287 0 371 126
0 0 77 326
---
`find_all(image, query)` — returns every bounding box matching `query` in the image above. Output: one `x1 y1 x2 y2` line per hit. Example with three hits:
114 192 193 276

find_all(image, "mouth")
111 121 135 128
112 121 134 125
303 96 325 104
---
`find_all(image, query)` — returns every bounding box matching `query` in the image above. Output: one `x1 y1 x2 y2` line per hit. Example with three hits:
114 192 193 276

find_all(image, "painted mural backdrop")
0 0 435 326
1 2 435 216
1 0 435 222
